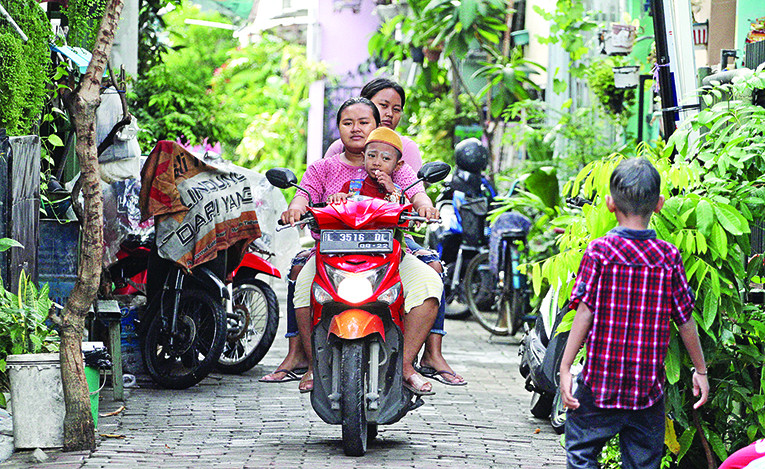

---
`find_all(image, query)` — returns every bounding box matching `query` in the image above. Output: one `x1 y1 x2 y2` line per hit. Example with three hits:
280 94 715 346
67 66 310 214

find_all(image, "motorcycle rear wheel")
341 340 368 456
530 391 554 419
443 262 470 320
499 244 525 336
465 252 510 336
217 278 279 374
143 289 227 389
551 388 567 434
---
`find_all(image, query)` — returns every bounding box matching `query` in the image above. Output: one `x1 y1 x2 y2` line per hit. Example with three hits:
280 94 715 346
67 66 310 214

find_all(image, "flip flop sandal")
403 373 435 396
430 370 467 386
414 363 438 377
258 369 303 383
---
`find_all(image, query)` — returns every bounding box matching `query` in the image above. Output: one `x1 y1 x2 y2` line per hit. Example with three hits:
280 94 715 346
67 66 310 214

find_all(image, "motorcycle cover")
488 211 531 275
140 141 280 271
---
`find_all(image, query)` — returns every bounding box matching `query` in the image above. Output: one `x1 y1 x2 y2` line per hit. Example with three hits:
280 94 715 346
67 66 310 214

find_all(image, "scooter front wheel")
142 289 227 389
217 278 279 374
341 340 369 456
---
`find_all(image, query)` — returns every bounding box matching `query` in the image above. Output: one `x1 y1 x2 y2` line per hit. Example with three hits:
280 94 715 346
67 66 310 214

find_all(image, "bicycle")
464 211 532 336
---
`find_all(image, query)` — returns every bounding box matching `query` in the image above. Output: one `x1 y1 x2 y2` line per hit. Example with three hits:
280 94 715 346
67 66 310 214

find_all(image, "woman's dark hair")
336 97 381 126
609 158 661 217
360 78 406 108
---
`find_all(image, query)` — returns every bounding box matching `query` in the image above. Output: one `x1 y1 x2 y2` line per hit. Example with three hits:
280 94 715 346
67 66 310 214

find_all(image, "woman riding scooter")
262 81 465 386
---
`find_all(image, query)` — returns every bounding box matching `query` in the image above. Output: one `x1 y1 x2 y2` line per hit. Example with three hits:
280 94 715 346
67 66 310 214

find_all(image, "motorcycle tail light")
312 283 333 304
377 282 401 305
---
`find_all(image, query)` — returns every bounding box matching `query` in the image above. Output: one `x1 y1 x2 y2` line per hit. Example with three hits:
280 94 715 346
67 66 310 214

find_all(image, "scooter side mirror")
265 168 297 189
418 162 452 184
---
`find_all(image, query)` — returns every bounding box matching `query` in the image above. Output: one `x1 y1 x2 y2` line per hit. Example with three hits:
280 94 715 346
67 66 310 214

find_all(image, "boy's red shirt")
341 176 391 199
570 227 695 410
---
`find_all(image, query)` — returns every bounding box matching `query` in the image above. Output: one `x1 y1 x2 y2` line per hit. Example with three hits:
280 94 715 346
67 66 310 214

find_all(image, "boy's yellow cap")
365 127 403 154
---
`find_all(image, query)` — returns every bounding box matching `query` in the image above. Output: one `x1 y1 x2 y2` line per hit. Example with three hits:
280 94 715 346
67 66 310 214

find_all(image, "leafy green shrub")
532 70 765 466
405 94 480 167
0 0 52 135
586 56 637 125
0 239 58 408
64 0 108 50
213 35 327 170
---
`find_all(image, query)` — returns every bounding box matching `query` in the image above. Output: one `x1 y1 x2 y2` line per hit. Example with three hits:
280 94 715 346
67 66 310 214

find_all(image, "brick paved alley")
2 279 566 469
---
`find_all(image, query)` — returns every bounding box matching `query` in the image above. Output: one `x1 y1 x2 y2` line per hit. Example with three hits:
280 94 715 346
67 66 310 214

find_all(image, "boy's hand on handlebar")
281 207 306 226
327 193 349 204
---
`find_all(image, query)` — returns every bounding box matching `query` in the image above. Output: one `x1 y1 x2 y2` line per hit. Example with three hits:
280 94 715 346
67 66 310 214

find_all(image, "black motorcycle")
425 138 497 318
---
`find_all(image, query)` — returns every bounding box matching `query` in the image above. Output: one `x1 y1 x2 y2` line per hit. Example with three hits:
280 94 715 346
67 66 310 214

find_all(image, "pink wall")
318 0 380 84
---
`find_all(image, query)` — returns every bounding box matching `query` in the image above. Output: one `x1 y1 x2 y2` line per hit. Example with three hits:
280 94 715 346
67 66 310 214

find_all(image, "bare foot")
403 372 434 395
298 370 313 393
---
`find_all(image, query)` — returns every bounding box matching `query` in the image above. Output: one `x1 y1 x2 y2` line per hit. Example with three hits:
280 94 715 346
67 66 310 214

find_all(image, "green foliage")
138 0 185 78
0 269 59 406
130 2 326 168
213 35 327 170
64 0 108 50
0 0 52 135
405 93 480 167
416 0 510 57
474 48 544 118
531 70 765 465
585 57 637 125
128 2 238 150
501 99 627 183
533 0 598 82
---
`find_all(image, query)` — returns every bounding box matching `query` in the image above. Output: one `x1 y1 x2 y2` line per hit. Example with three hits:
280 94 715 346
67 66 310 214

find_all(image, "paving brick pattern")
3 280 566 468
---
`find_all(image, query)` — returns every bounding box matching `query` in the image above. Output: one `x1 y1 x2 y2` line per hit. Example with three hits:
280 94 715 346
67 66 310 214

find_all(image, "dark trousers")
565 378 665 469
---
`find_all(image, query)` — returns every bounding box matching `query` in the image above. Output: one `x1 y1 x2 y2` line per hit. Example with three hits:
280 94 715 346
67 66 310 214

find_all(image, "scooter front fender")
234 252 281 279
328 309 385 341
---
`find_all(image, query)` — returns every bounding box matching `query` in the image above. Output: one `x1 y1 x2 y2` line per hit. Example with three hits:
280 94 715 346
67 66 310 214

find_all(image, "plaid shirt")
570 227 695 410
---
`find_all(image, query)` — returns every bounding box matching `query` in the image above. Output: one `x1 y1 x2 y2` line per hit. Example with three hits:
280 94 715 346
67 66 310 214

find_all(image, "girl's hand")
327 193 349 204
281 207 306 226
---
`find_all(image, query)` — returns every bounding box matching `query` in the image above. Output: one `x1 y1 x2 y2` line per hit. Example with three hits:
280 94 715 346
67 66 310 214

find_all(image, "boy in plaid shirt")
560 158 709 469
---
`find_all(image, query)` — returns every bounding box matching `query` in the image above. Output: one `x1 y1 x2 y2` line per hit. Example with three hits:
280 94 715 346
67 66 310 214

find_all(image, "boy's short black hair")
609 158 661 217
336 97 381 126
360 78 406 108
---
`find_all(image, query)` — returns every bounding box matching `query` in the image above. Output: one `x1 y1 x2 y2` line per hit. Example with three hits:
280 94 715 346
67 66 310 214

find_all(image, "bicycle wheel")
499 243 525 336
217 278 279 374
143 289 227 389
465 251 509 336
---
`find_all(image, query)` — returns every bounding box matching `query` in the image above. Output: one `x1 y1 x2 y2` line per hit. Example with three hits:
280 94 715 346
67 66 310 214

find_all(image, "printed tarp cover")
139 140 266 270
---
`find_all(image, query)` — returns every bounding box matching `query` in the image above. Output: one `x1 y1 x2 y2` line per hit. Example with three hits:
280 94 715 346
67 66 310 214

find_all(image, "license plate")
320 230 393 254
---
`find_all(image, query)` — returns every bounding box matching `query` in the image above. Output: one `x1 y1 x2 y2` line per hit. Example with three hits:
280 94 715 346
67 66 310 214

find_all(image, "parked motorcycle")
425 138 496 318
518 286 572 434
266 161 451 456
108 231 281 387
518 197 589 433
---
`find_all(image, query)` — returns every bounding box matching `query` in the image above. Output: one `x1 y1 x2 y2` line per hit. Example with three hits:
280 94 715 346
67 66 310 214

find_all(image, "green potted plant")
0 240 63 449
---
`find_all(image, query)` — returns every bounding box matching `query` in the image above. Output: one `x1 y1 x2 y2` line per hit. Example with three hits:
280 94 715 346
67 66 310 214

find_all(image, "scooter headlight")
378 282 401 305
325 264 389 304
312 283 333 304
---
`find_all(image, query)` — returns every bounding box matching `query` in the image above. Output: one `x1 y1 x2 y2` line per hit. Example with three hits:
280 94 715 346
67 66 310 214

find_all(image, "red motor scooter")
266 162 451 456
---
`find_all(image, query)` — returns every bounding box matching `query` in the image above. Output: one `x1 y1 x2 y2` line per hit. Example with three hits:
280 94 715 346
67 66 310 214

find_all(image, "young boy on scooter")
559 158 709 469
293 127 444 395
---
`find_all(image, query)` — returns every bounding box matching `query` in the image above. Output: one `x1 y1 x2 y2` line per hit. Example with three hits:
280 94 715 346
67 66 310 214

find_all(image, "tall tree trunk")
53 0 124 452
